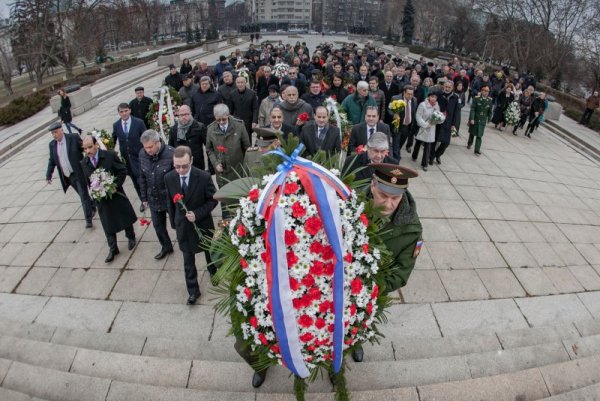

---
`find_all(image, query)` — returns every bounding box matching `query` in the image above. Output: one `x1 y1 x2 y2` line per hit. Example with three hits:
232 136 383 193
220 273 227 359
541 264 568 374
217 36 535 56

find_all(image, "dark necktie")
368 127 374 139
91 156 97 168
123 121 129 137
181 176 188 195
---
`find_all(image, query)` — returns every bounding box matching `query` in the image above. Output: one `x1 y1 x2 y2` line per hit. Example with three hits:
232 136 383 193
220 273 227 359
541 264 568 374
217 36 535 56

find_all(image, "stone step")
0 386 48 401
1 331 600 393
539 382 600 400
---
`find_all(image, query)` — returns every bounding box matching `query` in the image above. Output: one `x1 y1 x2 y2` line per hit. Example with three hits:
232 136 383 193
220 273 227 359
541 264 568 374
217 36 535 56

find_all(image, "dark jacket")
230 88 259 131
218 82 236 108
46 133 87 193
325 85 349 103
436 91 460 144
379 81 400 124
58 96 73 123
299 121 341 157
165 72 183 91
179 84 199 108
169 120 207 170
129 96 153 128
343 152 398 182
165 167 218 253
139 143 174 212
112 116 147 177
281 75 308 96
191 88 223 126
348 121 391 154
301 91 326 113
256 75 279 102
81 150 137 235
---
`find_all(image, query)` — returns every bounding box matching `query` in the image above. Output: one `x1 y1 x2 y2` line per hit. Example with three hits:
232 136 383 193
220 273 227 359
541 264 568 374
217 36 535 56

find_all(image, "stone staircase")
0 295 600 400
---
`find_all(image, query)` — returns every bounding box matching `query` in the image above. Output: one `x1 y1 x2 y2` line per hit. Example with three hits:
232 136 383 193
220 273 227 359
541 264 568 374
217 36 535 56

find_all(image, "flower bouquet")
504 101 521 126
210 144 391 400
297 112 311 123
90 129 114 150
429 110 446 125
389 99 407 130
88 168 118 201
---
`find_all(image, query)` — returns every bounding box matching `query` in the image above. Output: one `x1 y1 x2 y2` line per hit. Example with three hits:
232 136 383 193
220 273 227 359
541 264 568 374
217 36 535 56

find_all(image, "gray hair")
213 103 230 118
357 81 369 90
140 129 161 144
367 132 389 150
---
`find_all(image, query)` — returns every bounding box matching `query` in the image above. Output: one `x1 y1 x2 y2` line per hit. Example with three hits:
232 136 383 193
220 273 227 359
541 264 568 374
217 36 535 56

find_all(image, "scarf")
177 120 193 142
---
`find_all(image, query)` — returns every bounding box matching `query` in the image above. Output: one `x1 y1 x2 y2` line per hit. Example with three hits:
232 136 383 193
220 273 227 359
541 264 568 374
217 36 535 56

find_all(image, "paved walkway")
0 36 600 398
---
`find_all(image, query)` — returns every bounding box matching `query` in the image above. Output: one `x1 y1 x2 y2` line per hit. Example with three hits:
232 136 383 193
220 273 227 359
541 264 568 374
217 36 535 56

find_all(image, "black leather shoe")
428 160 434 166
467 144 472 149
406 147 412 153
422 165 428 171
475 151 481 156
436 157 441 164
352 347 364 362
91 208 97 218
187 293 200 305
154 248 173 260
85 221 93 229
252 370 267 388
128 238 136 251
105 249 119 263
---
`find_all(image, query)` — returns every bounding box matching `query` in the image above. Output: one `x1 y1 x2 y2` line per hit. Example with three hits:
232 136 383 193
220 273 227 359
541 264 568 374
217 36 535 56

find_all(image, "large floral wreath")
211 144 391 400
145 86 182 141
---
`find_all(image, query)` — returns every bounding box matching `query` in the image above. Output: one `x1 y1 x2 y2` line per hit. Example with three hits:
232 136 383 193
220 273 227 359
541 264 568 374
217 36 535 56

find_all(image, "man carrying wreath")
81 135 137 263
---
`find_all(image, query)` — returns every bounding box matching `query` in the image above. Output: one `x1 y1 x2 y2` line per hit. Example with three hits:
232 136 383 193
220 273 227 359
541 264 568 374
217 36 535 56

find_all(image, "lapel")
185 167 200 200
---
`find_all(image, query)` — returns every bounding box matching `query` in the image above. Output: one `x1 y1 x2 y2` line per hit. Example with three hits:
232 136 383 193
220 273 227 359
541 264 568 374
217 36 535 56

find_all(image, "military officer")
244 127 280 174
467 85 493 155
352 162 423 363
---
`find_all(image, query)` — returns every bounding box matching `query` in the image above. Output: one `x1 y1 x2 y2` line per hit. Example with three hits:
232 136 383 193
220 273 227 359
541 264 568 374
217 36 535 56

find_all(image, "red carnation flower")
298 112 310 122
260 251 270 264
371 284 379 299
237 224 247 237
300 332 314 342
309 242 323 254
289 277 300 291
284 229 298 246
304 216 323 236
351 326 359 335
360 213 369 226
331 94 337 100
292 298 302 309
286 250 299 267
315 318 326 329
319 300 332 314
298 314 313 328
349 303 357 316
240 258 248 269
323 263 334 276
366 302 373 315
291 201 306 218
321 245 334 260
355 145 366 154
310 260 325 275
258 332 269 345
327 324 335 333
249 316 258 328
362 244 369 254
173 193 184 203
162 114 167 123
139 218 151 227
284 182 299 195
270 344 280 353
351 278 363 295
248 188 260 202
308 286 321 301
344 252 353 263
300 294 312 308
344 339 353 345
216 145 227 153
306 345 316 351
301 275 315 288
244 287 252 299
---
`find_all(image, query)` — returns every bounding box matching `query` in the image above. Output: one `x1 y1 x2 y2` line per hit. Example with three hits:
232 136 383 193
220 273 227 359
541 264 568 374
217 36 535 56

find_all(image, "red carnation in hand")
360 213 369 226
248 188 260 202
351 278 363 295
298 314 313 328
139 217 151 227
240 258 248 269
297 112 310 122
173 193 184 203
249 316 258 328
292 202 306 218
286 250 299 267
216 145 227 153
284 182 299 195
284 229 298 246
304 216 323 236
237 224 247 237
331 94 337 101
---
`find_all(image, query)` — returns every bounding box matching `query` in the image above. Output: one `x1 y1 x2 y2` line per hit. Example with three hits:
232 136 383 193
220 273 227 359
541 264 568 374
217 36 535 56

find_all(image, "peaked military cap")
369 163 418 195
48 121 62 131
253 127 278 147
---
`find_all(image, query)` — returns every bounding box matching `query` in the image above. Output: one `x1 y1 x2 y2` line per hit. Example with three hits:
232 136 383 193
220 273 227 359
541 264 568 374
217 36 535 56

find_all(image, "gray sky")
0 0 9 18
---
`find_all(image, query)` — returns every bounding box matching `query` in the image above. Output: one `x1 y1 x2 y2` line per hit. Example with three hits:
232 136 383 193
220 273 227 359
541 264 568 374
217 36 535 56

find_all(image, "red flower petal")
248 188 260 202
249 316 258 328
284 229 298 246
351 278 363 295
304 216 323 236
292 202 306 218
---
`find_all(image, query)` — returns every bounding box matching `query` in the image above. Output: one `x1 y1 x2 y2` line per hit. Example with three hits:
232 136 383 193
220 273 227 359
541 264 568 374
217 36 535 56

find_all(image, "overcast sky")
0 0 9 18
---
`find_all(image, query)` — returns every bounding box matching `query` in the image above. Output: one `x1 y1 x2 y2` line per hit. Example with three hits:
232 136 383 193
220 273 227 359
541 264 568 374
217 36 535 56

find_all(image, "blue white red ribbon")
257 144 350 378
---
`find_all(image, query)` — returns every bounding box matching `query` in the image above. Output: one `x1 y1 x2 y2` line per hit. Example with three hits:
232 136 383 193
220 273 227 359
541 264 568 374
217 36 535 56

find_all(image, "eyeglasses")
174 164 190 170
179 113 191 116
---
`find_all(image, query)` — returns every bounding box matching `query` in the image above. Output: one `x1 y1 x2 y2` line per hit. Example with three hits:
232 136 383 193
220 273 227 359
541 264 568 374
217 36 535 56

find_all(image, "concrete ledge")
203 41 219 52
50 87 96 116
157 54 181 67
546 102 562 121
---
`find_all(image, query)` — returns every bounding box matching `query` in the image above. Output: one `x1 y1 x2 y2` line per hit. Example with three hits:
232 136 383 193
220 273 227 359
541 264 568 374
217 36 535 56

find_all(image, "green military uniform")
244 127 280 178
467 93 493 154
206 116 251 188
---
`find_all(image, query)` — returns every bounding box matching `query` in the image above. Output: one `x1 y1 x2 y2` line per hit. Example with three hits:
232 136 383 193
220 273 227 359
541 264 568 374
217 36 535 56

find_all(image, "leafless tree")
0 31 15 95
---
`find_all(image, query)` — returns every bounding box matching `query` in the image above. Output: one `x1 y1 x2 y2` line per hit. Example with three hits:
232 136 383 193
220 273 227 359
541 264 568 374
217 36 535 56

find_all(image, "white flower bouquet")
88 168 117 201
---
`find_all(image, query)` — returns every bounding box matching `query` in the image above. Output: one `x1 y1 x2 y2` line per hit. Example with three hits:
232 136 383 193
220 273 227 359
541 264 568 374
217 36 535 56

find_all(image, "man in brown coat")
580 91 600 126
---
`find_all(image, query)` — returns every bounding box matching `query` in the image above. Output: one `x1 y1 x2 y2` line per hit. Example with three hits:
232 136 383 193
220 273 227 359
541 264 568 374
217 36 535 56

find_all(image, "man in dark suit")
280 67 307 97
431 81 460 165
343 132 398 182
129 86 153 128
380 71 400 125
169 105 207 171
112 102 147 210
348 106 391 154
255 66 279 103
46 122 96 228
299 106 341 157
165 146 218 305
388 85 418 161
81 135 137 263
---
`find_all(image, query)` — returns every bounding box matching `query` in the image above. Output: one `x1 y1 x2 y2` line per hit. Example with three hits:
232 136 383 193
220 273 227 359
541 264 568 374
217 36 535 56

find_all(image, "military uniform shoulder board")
413 240 423 258
247 147 259 151
231 117 244 122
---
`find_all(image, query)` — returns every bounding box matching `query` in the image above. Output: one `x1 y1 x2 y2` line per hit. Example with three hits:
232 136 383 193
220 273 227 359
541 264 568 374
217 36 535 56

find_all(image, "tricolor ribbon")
157 86 174 143
256 144 350 378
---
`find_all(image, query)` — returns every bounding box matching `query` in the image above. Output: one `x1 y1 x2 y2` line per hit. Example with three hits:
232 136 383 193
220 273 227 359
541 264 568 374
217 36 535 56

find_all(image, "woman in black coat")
325 74 349 103
58 89 82 134
180 58 193 75
454 81 466 132
491 85 514 130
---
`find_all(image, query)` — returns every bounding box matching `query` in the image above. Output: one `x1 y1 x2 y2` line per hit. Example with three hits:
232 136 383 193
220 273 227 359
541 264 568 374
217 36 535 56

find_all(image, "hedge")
0 91 50 126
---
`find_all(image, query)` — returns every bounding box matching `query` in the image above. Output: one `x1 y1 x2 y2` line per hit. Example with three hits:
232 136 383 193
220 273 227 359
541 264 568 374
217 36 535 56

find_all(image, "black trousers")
581 108 594 125
412 140 431 167
182 250 213 296
123 155 142 198
431 142 450 162
67 176 95 223
106 226 135 251
150 209 173 251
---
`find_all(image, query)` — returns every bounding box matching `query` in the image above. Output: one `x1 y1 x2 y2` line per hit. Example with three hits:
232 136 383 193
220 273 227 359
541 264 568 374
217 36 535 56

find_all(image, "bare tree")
0 31 15 95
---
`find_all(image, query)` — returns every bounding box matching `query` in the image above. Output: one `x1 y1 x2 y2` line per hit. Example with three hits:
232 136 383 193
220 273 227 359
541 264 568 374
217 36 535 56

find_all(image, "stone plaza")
0 35 599 400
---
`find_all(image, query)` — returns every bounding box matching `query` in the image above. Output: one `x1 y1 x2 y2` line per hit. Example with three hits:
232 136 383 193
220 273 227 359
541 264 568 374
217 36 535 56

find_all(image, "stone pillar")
50 87 98 116
545 102 562 121
157 54 181 67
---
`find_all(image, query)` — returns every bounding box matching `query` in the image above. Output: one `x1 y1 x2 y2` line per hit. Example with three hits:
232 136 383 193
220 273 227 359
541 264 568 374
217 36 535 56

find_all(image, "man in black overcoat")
169 105 207 171
46 122 96 228
165 146 218 305
430 81 460 165
81 135 137 263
